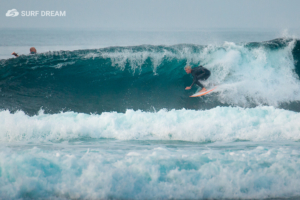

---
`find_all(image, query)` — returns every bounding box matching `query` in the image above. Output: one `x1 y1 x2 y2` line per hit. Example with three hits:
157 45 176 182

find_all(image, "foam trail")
1 106 300 142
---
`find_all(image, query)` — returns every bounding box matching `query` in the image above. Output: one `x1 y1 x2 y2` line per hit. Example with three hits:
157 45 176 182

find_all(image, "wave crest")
1 106 300 142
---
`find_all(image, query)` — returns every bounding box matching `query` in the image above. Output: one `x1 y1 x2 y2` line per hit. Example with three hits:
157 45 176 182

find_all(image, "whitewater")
1 29 300 199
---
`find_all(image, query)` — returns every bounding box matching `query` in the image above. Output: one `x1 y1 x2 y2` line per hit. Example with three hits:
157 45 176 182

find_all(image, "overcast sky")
1 0 300 30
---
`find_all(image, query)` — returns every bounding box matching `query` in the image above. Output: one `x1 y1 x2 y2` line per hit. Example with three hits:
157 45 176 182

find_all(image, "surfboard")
190 86 217 97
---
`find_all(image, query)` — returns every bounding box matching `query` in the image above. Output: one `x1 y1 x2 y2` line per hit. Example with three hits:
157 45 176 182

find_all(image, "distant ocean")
1 29 300 199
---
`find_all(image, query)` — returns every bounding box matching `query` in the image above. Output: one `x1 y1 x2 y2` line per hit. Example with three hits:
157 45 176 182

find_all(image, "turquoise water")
2 140 300 199
0 29 300 199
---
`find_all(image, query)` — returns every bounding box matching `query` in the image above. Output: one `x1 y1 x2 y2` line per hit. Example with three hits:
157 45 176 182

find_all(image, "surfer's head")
30 47 37 54
184 65 192 74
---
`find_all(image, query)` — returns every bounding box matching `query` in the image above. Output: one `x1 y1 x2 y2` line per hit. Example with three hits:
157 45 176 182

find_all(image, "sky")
1 0 300 30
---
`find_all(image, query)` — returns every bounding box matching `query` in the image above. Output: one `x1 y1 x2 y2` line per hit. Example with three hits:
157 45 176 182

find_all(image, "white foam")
95 40 300 106
0 106 300 142
207 40 300 106
100 48 172 74
1 144 300 199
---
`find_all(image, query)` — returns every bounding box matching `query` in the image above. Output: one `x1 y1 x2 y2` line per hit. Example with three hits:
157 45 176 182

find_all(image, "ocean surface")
1 29 300 199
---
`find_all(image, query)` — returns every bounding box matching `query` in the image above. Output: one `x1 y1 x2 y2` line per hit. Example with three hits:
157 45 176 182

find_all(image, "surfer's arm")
190 78 197 87
186 77 197 90
192 69 205 84
186 68 204 90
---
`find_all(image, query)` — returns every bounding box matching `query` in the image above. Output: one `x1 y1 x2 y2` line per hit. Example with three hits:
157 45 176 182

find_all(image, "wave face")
0 38 300 114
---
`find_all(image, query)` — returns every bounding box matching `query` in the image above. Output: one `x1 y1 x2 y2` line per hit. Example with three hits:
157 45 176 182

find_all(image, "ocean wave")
1 106 300 142
0 38 300 114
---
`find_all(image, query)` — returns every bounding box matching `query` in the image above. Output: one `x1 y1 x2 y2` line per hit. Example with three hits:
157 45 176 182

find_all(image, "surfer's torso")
191 66 210 79
190 66 211 87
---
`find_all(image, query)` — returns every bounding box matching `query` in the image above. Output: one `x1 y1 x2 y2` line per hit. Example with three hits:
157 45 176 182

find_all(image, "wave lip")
1 106 300 142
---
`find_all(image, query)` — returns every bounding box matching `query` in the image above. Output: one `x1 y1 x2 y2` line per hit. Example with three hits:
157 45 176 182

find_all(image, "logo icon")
6 9 19 17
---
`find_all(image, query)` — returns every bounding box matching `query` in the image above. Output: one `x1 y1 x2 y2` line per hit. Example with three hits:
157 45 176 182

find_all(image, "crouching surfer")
184 65 211 92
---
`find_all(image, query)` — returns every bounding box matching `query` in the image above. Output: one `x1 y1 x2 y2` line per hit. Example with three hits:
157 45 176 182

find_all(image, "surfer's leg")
196 71 210 92
195 80 207 92
195 80 204 88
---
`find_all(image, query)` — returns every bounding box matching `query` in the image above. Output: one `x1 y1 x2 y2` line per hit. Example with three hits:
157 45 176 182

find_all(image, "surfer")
184 65 211 92
30 47 37 54
11 47 37 57
11 52 19 57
